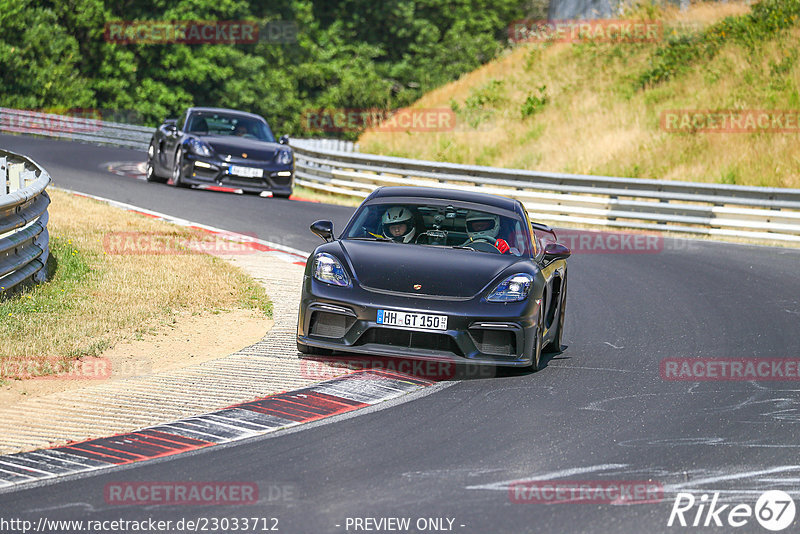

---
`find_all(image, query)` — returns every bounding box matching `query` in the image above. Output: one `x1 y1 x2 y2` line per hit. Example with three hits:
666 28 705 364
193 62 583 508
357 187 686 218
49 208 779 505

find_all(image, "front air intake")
470 329 516 356
310 311 352 338
355 328 462 356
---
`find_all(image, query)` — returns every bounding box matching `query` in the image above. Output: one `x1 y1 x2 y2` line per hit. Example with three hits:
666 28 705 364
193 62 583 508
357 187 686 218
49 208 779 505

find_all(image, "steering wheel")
462 237 502 254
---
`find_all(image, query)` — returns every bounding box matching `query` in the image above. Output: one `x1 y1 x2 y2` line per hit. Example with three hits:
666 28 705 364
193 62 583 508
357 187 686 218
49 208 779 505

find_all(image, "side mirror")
279 134 289 145
543 242 571 262
310 220 334 242
164 119 178 133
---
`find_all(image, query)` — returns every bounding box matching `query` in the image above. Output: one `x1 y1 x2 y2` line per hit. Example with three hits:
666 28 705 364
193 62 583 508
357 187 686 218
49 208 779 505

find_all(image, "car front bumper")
183 154 294 195
297 276 541 367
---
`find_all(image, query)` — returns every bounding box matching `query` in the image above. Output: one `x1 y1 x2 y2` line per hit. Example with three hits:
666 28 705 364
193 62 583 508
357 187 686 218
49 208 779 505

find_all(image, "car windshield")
343 202 530 256
185 112 275 142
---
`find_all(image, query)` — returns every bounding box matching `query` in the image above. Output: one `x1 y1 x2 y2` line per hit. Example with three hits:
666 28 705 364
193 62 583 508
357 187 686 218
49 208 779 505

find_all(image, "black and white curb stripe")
0 370 433 492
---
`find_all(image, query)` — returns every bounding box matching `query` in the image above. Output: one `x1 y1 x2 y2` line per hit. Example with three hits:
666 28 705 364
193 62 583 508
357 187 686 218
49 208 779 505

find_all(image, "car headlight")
312 253 350 287
276 150 293 165
186 138 212 157
487 273 534 302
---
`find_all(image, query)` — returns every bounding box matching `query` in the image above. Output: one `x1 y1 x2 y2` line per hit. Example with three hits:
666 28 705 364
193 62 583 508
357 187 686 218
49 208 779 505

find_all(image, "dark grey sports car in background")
146 107 294 197
297 186 571 371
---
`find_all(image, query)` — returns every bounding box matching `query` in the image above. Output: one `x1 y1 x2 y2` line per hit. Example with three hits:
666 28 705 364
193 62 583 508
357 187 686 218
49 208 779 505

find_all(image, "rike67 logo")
668 491 796 531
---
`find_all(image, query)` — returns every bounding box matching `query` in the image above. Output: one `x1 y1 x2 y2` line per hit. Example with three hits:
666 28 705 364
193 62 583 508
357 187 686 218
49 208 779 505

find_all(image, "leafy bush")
465 79 507 109
637 0 800 89
457 79 507 128
520 85 548 117
0 0 529 139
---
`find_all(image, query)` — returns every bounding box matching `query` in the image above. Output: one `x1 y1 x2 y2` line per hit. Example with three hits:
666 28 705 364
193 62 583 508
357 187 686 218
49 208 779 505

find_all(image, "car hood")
337 240 521 298
197 135 284 161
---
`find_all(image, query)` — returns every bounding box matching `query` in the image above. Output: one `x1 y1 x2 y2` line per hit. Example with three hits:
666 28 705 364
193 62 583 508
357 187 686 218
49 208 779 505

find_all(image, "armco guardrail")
0 108 361 154
3 107 797 242
0 107 152 151
0 149 51 293
291 145 800 243
291 138 359 153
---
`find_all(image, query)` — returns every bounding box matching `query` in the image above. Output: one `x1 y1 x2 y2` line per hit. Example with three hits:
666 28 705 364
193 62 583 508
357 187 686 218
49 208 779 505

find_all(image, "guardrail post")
21 169 36 187
8 162 23 193
0 157 6 194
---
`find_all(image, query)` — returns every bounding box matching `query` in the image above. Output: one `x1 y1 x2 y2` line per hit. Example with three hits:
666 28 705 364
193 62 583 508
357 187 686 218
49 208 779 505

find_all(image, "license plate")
377 309 448 331
229 165 263 178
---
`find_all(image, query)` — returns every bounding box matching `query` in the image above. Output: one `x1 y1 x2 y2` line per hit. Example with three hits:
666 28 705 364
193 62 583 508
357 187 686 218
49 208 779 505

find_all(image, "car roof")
188 107 266 121
368 186 524 214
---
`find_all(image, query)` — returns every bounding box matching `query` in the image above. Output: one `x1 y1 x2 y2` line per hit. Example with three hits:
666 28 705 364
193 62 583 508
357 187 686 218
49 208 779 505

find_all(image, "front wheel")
544 276 567 354
145 142 168 183
171 148 189 188
527 302 544 372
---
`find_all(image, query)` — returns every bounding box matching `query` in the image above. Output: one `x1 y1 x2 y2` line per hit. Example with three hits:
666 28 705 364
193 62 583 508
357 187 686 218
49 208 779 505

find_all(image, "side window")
509 221 527 256
349 206 382 237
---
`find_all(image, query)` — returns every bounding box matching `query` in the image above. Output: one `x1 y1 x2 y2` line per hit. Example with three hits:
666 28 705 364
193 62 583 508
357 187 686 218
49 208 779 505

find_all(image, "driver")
464 211 511 253
234 123 248 136
381 206 416 243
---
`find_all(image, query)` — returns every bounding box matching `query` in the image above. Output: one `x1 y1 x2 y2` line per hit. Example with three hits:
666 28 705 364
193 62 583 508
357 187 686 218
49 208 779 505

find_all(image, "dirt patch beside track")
0 309 272 405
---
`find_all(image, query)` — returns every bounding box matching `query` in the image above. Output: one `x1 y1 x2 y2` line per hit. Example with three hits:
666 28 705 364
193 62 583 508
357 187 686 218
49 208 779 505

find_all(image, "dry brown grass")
293 184 363 206
0 189 271 370
359 1 800 189
662 1 752 24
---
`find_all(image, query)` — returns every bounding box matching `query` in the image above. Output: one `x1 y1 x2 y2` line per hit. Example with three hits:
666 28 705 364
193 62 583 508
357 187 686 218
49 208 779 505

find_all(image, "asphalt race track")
2 133 800 533
0 134 355 253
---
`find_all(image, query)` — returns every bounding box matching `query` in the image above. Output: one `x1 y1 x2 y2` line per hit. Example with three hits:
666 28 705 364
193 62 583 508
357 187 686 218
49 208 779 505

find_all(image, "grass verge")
357 0 800 188
0 189 272 376
292 184 363 207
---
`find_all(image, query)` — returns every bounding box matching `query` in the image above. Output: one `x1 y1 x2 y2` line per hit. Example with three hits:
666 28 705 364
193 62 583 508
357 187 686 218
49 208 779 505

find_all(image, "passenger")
381 206 417 243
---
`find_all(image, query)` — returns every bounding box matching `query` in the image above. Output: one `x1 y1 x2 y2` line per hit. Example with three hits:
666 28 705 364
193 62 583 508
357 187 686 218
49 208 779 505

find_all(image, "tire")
273 191 292 199
543 275 567 354
145 142 168 183
297 341 333 356
527 302 544 372
171 147 189 188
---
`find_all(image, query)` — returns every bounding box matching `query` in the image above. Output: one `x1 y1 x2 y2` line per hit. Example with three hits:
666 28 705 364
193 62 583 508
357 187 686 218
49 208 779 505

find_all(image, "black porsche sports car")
296 186 571 371
146 107 294 197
